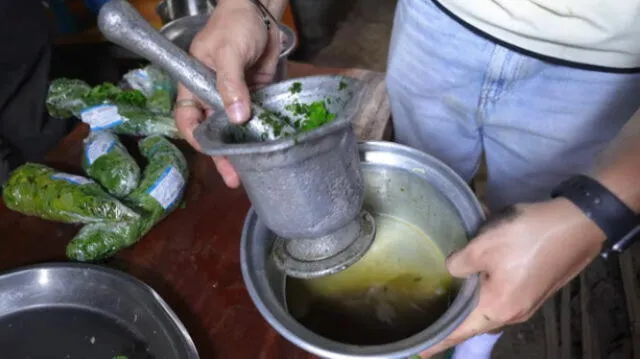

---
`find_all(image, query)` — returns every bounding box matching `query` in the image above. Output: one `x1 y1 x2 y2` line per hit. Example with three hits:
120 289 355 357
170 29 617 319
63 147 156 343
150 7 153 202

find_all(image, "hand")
174 0 282 188
419 198 606 358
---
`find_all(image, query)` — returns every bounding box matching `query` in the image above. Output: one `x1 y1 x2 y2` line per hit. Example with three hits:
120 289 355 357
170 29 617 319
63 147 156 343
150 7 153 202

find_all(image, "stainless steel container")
241 141 485 359
159 14 297 82
156 0 215 24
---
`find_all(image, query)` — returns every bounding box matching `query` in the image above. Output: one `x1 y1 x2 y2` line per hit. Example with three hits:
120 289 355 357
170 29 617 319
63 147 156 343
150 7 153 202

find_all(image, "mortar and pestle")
98 1 483 357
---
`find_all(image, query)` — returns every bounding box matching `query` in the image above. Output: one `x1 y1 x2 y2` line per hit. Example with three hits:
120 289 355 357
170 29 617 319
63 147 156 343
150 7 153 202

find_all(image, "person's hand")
174 0 282 188
419 198 606 358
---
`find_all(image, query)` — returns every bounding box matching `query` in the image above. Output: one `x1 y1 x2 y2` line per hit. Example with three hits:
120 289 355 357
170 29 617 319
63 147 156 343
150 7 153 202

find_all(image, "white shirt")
436 0 640 69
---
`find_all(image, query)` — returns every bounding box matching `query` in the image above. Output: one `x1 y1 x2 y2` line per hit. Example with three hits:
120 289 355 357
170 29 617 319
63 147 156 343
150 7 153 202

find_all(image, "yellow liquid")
286 213 457 345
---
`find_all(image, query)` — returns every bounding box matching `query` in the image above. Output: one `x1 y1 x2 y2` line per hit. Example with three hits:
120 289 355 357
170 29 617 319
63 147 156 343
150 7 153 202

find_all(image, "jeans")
386 0 640 210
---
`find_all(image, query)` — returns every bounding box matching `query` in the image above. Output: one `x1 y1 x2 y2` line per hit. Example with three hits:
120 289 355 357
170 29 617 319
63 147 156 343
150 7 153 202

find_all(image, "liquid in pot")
286 213 459 345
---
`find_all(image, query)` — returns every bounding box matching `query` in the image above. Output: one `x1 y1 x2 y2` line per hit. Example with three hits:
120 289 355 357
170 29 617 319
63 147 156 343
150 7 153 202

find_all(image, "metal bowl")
241 141 484 359
0 262 198 359
156 0 215 25
159 14 297 82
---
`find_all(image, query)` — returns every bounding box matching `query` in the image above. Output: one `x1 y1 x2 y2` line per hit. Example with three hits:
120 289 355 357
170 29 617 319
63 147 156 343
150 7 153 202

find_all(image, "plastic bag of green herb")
66 222 140 262
46 79 180 138
46 78 92 119
67 136 188 262
82 131 140 198
122 65 176 113
2 163 139 223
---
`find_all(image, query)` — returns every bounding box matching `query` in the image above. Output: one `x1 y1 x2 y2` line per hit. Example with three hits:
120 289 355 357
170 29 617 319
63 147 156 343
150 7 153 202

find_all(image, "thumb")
446 242 486 278
213 48 252 125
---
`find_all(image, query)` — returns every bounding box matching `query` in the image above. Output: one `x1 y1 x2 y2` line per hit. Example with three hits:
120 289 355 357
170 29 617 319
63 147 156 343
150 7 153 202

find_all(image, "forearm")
217 0 288 19
590 107 640 212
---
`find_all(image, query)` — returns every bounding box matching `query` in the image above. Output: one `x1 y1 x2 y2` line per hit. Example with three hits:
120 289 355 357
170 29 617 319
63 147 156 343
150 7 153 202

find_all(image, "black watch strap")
550 174 640 258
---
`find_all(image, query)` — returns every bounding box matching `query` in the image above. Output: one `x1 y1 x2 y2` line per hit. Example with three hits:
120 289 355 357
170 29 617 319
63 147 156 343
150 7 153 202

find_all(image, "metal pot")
156 0 215 25
159 14 297 82
241 141 485 359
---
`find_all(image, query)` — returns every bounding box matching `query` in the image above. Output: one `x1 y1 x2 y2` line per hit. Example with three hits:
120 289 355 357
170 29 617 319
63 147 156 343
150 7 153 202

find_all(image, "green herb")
45 78 180 139
258 111 286 137
46 78 91 119
82 83 147 108
285 100 336 132
147 88 173 113
113 90 147 108
2 163 139 224
112 355 128 359
82 83 122 105
289 81 302 94
82 132 140 198
68 136 188 262
339 81 348 90
122 65 176 113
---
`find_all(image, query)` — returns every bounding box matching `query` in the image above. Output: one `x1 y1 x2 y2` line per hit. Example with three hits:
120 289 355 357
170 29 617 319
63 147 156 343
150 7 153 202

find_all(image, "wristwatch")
550 174 640 258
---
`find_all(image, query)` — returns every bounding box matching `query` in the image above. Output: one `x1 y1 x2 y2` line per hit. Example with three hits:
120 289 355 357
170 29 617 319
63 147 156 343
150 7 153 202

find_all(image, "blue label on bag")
51 173 94 185
80 104 125 130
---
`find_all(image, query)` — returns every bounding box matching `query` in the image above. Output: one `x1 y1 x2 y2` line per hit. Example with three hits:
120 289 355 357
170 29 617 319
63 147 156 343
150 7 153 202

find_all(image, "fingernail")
227 101 247 124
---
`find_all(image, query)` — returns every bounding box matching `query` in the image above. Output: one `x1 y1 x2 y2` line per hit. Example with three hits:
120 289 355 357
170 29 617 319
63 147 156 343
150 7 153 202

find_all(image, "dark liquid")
287 278 458 345
0 307 152 359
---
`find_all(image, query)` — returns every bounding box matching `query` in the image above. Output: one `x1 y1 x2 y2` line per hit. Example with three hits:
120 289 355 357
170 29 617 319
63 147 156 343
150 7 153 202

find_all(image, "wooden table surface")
0 62 391 359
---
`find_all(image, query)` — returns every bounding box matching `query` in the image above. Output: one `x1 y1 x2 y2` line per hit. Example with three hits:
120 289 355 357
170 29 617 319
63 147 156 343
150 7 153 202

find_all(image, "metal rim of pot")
240 141 484 359
158 13 297 58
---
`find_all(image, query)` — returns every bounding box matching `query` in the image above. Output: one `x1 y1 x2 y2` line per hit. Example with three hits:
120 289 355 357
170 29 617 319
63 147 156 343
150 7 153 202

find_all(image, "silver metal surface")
0 262 198 358
156 0 215 24
98 0 293 141
159 14 297 82
197 75 367 242
240 141 485 359
272 209 376 278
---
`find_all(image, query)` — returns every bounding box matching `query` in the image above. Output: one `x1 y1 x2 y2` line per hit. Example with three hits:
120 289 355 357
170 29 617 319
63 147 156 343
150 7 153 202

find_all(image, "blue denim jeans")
387 0 640 210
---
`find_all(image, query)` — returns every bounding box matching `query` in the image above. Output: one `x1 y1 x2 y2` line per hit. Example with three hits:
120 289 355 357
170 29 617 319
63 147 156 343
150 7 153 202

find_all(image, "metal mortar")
197 75 377 278
98 0 375 279
241 141 485 359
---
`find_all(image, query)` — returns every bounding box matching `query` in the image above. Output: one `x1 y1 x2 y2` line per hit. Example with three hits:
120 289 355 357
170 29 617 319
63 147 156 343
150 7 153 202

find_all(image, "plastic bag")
67 136 188 261
46 79 181 139
82 131 140 198
46 78 92 119
126 135 188 227
122 65 176 114
2 163 139 223
66 221 139 262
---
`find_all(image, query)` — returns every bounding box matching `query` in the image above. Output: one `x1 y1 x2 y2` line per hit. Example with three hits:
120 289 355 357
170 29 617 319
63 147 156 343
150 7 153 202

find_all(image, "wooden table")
0 62 390 358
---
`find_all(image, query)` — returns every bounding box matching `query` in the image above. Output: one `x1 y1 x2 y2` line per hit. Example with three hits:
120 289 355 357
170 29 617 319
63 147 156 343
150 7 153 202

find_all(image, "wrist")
217 0 287 19
596 170 640 213
549 197 608 247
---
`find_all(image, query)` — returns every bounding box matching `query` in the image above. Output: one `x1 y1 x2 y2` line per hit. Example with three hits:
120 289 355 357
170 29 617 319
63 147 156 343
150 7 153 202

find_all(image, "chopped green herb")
285 100 336 133
258 111 285 137
289 81 302 94
339 81 348 90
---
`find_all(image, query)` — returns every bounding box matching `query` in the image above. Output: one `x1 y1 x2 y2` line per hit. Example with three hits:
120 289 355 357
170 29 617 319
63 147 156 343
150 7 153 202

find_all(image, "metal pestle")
98 0 377 279
98 0 295 141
